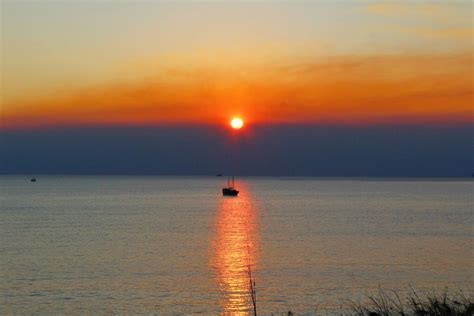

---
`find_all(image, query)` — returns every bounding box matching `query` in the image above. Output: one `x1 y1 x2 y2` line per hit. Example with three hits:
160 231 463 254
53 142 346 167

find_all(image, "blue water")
0 176 472 314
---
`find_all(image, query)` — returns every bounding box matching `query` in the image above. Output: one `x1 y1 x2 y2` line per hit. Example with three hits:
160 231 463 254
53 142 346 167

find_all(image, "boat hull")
222 188 239 196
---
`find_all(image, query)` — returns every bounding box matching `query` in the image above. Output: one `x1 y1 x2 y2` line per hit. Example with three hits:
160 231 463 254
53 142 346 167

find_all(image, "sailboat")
222 176 239 196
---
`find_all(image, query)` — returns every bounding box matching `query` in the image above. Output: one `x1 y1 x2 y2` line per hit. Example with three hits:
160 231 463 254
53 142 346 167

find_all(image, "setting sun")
230 118 244 129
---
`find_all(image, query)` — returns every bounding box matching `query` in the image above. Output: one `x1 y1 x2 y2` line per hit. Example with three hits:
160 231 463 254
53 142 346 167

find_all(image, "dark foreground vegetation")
247 265 472 316
348 288 473 316
282 289 474 316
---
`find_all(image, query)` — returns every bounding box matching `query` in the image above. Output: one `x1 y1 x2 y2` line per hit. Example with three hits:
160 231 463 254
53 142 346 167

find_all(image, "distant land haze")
1 124 471 177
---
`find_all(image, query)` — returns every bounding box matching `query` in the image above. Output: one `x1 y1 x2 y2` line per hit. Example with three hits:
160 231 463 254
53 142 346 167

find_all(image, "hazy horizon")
1 124 471 177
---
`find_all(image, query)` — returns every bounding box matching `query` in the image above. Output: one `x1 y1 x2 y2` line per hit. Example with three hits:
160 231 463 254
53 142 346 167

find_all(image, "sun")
230 117 244 129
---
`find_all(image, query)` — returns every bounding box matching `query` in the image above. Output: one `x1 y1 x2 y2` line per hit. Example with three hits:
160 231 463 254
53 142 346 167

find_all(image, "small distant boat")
30 178 36 182
222 176 239 196
216 173 223 177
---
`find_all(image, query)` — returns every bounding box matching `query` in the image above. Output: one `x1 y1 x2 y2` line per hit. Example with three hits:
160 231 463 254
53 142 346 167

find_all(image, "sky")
0 0 473 175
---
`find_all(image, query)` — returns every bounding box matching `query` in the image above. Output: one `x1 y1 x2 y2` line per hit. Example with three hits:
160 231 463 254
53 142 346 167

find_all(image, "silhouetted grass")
348 288 473 316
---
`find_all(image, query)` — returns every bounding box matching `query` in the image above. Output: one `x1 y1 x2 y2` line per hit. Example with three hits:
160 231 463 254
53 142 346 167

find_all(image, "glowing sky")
1 0 472 129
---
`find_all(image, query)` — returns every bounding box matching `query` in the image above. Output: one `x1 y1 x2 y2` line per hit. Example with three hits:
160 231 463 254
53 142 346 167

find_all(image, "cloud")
365 2 446 17
398 26 473 39
364 2 473 40
366 2 442 17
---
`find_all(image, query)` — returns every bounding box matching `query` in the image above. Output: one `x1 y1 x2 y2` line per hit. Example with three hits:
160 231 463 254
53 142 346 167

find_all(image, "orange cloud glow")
1 53 472 129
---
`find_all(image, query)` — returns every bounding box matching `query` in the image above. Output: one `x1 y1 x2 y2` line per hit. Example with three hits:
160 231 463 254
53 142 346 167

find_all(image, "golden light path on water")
212 182 259 315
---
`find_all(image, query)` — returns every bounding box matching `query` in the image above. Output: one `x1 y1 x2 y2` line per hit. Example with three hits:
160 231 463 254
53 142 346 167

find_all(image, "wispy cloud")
399 26 472 39
365 1 471 22
366 2 443 18
364 1 473 40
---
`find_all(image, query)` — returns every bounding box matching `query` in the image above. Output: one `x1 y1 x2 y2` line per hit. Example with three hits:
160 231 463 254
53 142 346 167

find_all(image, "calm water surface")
0 176 472 314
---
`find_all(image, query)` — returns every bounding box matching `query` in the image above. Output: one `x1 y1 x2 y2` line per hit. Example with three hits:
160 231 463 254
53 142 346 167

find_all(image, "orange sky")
3 53 472 129
1 1 472 129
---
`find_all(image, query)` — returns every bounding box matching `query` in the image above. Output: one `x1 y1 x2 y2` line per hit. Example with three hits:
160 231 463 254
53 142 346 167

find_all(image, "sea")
0 176 472 315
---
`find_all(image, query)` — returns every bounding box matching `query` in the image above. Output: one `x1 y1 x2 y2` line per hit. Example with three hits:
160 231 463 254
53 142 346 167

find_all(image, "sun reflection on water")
212 181 259 315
